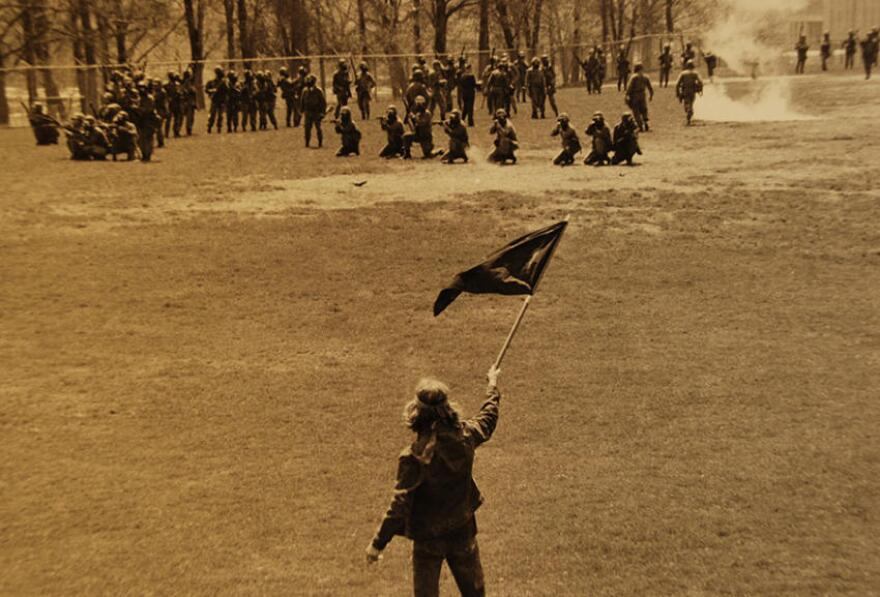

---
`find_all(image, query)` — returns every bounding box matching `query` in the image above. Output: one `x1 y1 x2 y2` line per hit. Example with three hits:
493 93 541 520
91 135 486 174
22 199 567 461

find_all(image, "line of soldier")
797 28 880 79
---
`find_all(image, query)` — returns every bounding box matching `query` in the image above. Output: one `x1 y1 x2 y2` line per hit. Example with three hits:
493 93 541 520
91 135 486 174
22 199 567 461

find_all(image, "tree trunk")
34 0 66 119
665 0 673 34
600 0 608 45
290 0 309 68
570 0 581 83
493 0 515 50
237 0 251 63
529 0 543 53
183 0 206 107
70 6 88 112
433 1 448 54
314 0 326 90
478 0 489 73
0 55 9 125
223 0 236 62
412 0 422 54
356 0 368 55
78 0 99 111
21 1 40 104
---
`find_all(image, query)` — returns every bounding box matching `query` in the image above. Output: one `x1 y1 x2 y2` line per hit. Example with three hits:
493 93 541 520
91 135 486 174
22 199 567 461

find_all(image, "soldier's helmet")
32 103 44 113
167 70 176 79
413 70 425 82
499 62 509 69
495 108 507 119
340 106 351 117
593 110 604 120
541 54 549 62
244 69 253 78
305 74 317 86
518 51 525 59
338 59 347 69
622 111 633 120
72 112 85 121
557 113 569 123
634 62 644 72
228 71 238 81
531 57 540 67
387 105 398 115
183 69 193 79
84 115 96 125
685 60 695 69
449 109 461 120
280 67 289 76
685 41 692 47
664 43 671 49
414 95 427 106
103 92 114 102
215 66 225 76
359 62 368 70
114 111 128 123
433 60 441 67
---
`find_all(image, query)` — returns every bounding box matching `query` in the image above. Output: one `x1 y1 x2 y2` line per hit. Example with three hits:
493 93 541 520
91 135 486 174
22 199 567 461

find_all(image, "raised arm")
465 366 502 447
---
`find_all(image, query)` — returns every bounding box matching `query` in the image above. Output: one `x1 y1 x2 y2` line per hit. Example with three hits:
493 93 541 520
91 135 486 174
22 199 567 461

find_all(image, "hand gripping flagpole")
492 215 570 370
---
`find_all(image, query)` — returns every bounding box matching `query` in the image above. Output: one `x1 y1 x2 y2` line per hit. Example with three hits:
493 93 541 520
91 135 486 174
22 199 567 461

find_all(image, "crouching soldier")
551 113 581 166
440 110 468 164
111 111 138 161
611 112 641 166
403 96 440 159
27 103 59 145
584 111 612 166
334 107 361 156
81 116 111 160
488 109 518 164
378 106 405 158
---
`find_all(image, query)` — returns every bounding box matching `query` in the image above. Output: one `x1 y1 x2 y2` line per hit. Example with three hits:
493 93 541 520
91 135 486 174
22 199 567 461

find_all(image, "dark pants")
207 101 224 132
659 67 671 87
357 91 371 120
795 59 806 74
412 529 484 597
285 99 296 126
845 53 855 69
460 93 475 126
304 114 323 147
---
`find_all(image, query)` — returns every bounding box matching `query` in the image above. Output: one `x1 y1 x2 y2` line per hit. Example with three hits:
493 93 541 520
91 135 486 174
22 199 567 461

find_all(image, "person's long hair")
403 378 462 434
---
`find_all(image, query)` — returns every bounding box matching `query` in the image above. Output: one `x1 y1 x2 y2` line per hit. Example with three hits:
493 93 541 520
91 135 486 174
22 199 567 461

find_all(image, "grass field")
2 74 879 596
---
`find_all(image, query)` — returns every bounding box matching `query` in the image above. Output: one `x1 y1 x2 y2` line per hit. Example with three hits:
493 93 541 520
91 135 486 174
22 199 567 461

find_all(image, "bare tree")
428 0 475 54
183 0 206 107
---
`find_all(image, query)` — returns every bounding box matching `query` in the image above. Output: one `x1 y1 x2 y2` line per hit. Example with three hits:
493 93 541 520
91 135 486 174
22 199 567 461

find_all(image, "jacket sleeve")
465 385 501 447
371 453 423 550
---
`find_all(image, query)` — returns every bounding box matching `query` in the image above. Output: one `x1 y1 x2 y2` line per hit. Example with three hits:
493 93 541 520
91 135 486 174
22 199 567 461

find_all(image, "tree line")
1 0 716 124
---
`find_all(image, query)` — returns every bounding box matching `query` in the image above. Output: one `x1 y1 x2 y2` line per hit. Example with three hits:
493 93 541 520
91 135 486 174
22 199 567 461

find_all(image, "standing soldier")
514 52 528 104
861 29 878 80
428 60 448 120
625 62 654 132
278 67 296 127
151 79 167 148
27 103 59 145
820 32 832 71
843 30 858 70
226 71 241 132
675 60 703 126
456 62 477 127
378 105 405 158
616 44 631 92
179 69 197 136
240 70 258 131
205 66 228 133
133 82 159 161
584 111 612 166
596 45 607 88
541 55 559 117
659 43 674 88
795 35 809 74
440 109 469 164
442 55 457 113
332 60 352 119
681 41 696 68
257 71 279 130
550 113 580 166
484 61 504 115
291 66 308 126
703 51 718 80
333 106 361 156
487 109 518 164
404 69 430 117
164 72 181 138
611 112 641 166
300 74 327 148
403 96 439 159
355 62 377 120
526 57 546 119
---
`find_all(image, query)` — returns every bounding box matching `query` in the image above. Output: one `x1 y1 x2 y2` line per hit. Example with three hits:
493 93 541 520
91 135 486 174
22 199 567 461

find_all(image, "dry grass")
1 74 879 596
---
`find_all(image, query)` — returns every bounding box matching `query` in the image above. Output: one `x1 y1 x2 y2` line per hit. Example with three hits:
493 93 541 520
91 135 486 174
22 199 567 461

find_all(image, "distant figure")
331 60 351 119
843 30 858 70
403 96 440 159
526 58 547 119
820 32 832 71
862 29 879 80
625 62 654 132
550 113 581 166
27 103 59 146
659 43 674 88
680 42 696 68
355 63 376 120
795 35 809 74
703 51 718 80
541 55 559 117
456 63 477 127
611 112 642 166
675 60 703 126
584 111 612 166
616 44 630 92
300 74 327 148
367 368 502 597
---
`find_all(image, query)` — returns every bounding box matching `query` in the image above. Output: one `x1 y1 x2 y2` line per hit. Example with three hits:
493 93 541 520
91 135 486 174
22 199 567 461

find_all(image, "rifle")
89 102 99 118
19 101 31 118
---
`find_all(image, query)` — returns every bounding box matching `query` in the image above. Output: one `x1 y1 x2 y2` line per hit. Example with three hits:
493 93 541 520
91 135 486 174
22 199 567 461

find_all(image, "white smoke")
698 0 815 122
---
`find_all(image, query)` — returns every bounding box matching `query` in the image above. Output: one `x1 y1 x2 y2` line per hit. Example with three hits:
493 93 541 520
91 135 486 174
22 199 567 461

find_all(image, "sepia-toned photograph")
2 0 878 594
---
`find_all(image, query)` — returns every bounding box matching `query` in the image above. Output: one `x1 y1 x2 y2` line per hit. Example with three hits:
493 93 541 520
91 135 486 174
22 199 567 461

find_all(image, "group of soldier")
796 28 880 79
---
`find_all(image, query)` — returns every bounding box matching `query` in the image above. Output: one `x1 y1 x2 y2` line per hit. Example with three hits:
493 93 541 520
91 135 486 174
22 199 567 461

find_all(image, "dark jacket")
372 385 501 548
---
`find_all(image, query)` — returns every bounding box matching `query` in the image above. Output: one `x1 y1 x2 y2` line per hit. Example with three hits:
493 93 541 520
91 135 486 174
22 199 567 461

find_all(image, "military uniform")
226 73 241 132
278 69 296 127
820 34 831 71
205 70 228 133
584 114 612 166
675 66 703 125
240 72 258 131
355 66 376 120
379 109 406 158
28 105 59 145
611 113 641 165
616 49 630 92
625 68 654 132
843 33 857 70
440 112 468 163
526 60 546 119
403 101 438 159
332 63 352 119
300 77 327 147
456 67 477 127
488 111 517 164
551 117 581 166
179 72 197 136
795 37 809 74
541 58 559 117
428 64 448 120
334 108 361 156
659 47 674 87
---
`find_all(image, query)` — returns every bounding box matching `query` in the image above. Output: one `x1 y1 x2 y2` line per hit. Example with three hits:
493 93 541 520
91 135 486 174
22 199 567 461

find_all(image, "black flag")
433 220 567 316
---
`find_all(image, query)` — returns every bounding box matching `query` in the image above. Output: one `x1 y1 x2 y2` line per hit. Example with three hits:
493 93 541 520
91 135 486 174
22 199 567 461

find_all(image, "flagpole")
492 214 570 370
